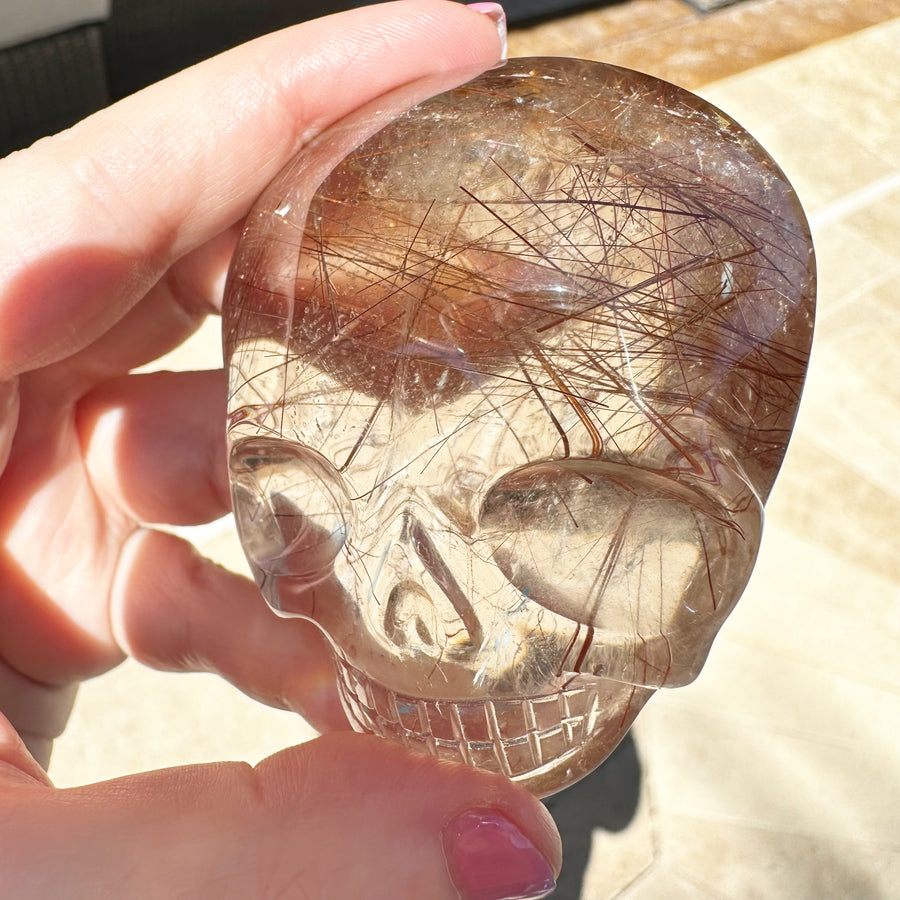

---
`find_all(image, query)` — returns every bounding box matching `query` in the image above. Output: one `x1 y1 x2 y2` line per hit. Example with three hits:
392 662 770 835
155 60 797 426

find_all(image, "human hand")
0 3 561 897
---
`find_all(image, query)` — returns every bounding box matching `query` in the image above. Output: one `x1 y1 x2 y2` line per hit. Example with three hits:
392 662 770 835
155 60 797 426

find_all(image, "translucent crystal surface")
223 58 815 796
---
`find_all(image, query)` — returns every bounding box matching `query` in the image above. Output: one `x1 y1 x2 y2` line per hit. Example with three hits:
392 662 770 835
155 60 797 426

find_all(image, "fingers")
1 733 560 900
63 224 241 380
0 657 78 766
0 378 18 472
79 369 230 526
0 710 53 787
110 528 348 733
0 0 507 379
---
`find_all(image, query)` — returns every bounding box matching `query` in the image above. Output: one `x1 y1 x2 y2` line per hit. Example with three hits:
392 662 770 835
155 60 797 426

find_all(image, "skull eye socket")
478 458 761 645
229 436 353 583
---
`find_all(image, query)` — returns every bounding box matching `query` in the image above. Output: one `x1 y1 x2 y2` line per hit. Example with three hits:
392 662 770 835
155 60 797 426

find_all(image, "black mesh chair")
0 0 595 157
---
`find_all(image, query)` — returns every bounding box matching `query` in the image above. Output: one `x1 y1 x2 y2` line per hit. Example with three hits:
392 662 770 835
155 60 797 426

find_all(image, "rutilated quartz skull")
223 58 815 796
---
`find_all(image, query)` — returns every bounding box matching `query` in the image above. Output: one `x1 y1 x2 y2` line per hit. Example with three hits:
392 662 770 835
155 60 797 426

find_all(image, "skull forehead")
263 65 810 492
295 160 760 396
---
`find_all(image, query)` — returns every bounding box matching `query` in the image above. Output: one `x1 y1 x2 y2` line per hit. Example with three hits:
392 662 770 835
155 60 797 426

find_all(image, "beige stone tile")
730 525 900 689
663 635 900 756
507 0 695 62
645 700 899 843
759 19 900 168
866 10 900 60
766 434 900 585
616 866 722 899
701 71 897 215
810 219 900 319
840 184 900 259
759 108 894 213
50 659 317 788
661 815 900 900
795 341 900 501
814 278 900 404
509 0 900 90
135 312 223 374
170 513 251 577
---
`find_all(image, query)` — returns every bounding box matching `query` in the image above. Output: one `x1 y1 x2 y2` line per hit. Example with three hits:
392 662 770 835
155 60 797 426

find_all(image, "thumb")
2 732 562 900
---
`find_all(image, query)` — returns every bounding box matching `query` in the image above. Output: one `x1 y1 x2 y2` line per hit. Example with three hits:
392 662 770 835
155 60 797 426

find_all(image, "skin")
0 3 561 897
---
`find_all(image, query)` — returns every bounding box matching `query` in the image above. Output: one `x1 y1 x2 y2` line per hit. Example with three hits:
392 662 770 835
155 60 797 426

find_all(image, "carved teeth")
336 655 607 780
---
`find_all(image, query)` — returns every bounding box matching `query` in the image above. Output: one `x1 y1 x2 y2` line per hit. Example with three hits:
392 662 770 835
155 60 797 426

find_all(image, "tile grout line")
809 168 900 230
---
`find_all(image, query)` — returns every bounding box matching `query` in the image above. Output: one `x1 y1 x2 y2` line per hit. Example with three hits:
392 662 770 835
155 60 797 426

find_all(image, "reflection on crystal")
223 58 815 796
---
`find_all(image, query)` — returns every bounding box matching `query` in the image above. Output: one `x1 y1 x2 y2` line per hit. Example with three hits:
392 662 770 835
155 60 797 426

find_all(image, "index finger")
0 0 506 378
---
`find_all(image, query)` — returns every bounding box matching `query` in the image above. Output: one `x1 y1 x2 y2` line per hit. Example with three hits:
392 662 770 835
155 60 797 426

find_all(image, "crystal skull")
223 58 815 796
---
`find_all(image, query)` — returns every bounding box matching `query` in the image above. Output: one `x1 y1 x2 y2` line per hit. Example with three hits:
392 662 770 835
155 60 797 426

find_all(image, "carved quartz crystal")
223 58 815 796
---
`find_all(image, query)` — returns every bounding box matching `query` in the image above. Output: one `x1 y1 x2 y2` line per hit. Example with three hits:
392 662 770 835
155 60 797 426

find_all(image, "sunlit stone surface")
223 58 815 796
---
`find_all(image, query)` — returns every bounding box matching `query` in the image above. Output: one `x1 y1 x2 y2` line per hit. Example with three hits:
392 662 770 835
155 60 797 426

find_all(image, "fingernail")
443 809 556 900
467 3 508 62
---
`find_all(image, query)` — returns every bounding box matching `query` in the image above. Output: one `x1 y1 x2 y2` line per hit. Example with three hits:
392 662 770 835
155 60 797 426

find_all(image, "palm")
0 257 229 759
2 363 156 685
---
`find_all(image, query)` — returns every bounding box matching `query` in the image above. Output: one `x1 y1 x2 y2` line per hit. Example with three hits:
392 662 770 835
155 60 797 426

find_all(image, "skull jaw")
334 654 652 798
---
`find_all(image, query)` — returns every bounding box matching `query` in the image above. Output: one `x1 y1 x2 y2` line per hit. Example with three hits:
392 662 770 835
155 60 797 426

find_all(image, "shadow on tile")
543 732 642 900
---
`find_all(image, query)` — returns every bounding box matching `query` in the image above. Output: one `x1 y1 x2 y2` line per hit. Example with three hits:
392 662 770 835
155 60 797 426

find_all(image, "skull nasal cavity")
405 516 483 646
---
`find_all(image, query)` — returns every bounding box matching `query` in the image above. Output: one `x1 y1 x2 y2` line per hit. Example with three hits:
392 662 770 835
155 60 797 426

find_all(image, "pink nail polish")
466 3 508 61
443 809 556 900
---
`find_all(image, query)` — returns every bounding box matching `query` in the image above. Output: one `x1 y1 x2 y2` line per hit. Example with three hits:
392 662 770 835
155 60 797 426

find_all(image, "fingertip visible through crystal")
466 2 508 61
443 809 557 900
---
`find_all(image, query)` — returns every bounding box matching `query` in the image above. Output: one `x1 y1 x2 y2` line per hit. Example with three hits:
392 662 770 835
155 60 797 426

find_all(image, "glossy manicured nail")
443 809 556 900
467 3 508 61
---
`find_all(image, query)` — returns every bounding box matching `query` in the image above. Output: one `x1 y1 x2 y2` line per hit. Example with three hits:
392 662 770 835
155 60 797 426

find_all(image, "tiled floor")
508 0 900 88
50 4 900 898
